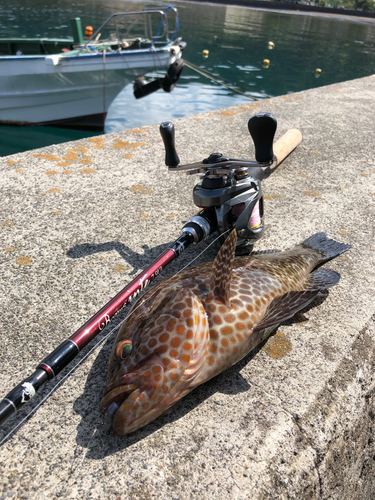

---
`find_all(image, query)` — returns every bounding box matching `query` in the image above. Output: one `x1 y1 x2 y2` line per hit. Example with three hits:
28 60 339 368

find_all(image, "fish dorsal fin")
251 249 281 255
208 229 237 306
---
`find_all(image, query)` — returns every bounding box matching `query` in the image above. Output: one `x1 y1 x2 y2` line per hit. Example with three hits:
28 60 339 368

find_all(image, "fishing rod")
0 112 302 428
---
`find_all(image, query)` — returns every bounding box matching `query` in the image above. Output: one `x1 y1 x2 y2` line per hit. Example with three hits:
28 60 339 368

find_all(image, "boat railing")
80 7 179 53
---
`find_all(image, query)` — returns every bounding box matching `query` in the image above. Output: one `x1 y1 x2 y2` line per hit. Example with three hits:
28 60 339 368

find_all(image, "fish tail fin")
301 232 352 264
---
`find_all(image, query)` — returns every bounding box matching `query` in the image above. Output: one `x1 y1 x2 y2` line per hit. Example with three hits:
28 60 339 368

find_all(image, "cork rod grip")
273 129 302 166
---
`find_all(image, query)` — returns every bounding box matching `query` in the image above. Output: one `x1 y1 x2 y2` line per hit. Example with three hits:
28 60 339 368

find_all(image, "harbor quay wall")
0 75 375 499
185 0 375 20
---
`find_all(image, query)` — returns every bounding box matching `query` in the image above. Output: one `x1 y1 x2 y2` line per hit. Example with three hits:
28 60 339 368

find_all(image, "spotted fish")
101 231 351 435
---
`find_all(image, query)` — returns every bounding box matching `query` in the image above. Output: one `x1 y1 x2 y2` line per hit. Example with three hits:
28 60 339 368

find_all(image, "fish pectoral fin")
253 290 320 332
208 229 237 307
307 268 341 289
179 293 210 380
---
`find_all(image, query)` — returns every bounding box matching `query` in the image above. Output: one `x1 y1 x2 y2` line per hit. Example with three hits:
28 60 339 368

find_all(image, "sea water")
1 0 375 156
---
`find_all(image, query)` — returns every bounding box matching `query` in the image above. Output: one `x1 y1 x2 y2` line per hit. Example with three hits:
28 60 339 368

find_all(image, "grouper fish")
101 231 351 435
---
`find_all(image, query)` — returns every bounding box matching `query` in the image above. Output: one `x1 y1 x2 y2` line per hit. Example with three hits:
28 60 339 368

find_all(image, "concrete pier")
0 75 374 499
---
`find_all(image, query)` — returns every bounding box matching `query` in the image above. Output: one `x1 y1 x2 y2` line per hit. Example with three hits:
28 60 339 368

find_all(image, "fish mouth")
100 352 165 427
101 384 137 411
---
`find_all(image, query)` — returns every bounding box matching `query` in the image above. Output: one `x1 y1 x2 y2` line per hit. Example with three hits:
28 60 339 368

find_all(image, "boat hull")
0 48 180 128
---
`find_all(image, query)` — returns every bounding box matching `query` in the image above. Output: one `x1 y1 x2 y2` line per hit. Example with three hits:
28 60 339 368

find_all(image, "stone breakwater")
0 75 374 499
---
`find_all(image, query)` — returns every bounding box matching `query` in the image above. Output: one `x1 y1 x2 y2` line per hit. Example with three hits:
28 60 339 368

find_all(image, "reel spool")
160 112 278 249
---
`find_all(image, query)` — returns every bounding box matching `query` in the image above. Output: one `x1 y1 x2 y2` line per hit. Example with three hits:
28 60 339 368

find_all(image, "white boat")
0 7 185 130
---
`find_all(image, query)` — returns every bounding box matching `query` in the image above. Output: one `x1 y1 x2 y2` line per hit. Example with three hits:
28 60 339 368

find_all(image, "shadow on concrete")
66 241 172 275
0 234 330 450
0 238 219 447
72 337 258 460
65 231 222 276
72 292 329 460
0 283 328 450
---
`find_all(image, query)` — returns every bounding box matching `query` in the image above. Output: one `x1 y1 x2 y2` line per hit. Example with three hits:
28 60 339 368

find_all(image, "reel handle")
273 129 302 166
248 112 277 163
160 122 180 167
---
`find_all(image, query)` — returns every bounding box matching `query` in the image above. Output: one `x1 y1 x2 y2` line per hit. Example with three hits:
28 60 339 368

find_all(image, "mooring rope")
102 49 106 122
182 59 262 100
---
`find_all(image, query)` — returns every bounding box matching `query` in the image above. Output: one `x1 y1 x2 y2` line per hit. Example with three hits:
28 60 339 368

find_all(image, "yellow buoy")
315 68 322 74
263 59 270 68
202 49 209 58
268 41 275 49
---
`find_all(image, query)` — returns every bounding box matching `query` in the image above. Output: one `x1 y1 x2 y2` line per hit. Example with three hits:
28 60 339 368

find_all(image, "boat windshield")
80 7 180 52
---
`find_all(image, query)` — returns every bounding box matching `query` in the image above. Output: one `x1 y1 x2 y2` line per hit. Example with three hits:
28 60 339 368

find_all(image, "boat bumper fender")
134 77 163 99
133 59 185 99
162 59 185 93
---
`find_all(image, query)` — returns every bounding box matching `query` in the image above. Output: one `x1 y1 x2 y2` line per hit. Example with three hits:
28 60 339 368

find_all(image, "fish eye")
116 340 133 360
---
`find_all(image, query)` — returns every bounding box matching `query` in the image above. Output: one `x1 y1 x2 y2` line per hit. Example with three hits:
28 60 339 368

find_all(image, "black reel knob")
160 122 180 168
203 152 230 164
248 113 277 163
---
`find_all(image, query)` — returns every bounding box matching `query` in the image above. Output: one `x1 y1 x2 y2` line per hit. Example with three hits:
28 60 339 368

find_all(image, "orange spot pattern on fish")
102 230 351 435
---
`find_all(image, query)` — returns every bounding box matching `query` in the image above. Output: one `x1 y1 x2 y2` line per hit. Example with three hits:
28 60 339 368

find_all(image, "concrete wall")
0 75 374 499
190 0 375 19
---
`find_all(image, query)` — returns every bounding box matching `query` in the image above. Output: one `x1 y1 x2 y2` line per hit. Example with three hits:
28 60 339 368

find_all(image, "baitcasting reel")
160 112 279 249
